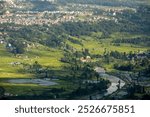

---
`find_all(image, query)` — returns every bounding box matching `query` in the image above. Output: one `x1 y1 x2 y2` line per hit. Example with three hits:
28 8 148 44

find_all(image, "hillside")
0 0 150 100
1 0 149 12
0 0 57 12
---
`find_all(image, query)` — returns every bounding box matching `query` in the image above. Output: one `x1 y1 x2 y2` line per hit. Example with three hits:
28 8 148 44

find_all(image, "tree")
8 39 25 54
0 87 5 99
32 61 42 73
95 72 100 82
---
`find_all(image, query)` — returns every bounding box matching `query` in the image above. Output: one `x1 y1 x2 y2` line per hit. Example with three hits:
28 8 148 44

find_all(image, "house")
0 39 4 44
86 56 91 62
80 56 92 63
80 57 87 63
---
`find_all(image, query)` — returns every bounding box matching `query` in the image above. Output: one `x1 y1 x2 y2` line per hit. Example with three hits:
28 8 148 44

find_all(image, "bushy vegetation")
0 3 150 99
113 37 150 47
58 0 141 7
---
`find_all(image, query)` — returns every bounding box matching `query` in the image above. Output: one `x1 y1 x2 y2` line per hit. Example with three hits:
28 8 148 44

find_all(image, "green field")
0 32 150 99
0 43 64 78
67 32 149 54
0 32 149 79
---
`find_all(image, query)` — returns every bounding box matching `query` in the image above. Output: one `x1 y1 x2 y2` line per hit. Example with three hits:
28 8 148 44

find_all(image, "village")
0 1 137 26
0 10 117 25
0 0 149 100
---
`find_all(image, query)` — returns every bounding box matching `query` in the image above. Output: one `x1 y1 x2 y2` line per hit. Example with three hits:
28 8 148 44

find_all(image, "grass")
0 32 149 79
0 78 77 97
110 32 145 39
0 82 47 96
0 32 150 98
65 32 149 72
0 44 64 79
66 32 149 55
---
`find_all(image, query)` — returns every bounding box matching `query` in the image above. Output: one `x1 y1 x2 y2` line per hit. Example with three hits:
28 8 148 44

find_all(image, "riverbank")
79 67 126 100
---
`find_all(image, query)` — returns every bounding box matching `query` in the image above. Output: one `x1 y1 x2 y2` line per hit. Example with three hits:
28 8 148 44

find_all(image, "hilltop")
1 0 149 12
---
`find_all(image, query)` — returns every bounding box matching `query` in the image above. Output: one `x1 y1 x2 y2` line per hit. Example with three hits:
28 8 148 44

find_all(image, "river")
6 67 125 99
86 67 125 99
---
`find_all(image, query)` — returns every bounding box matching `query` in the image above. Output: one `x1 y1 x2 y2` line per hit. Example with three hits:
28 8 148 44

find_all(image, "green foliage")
112 37 150 47
0 86 5 99
7 39 25 54
69 79 110 99
114 62 134 71
32 61 42 73
0 2 150 99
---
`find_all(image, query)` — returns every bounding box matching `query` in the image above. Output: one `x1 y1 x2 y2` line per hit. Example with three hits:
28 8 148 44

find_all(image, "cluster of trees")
109 51 128 60
0 87 5 99
0 2 4 15
114 56 150 77
80 64 99 80
118 5 150 34
58 0 139 7
6 39 26 54
69 79 110 99
61 48 90 63
61 21 120 38
113 37 150 47
23 61 51 78
102 50 129 64
60 51 111 99
101 49 150 77
30 1 57 11
114 62 134 71
63 51 106 83
0 19 124 50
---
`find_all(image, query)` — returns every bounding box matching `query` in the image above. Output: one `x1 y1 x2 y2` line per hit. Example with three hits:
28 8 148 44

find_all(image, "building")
80 56 92 63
